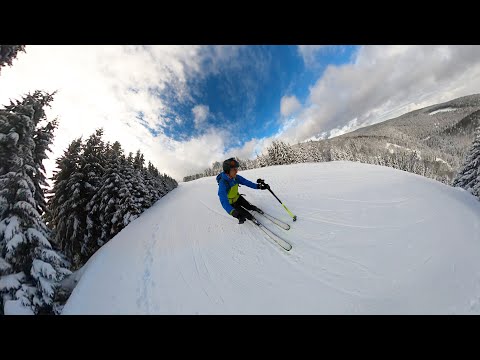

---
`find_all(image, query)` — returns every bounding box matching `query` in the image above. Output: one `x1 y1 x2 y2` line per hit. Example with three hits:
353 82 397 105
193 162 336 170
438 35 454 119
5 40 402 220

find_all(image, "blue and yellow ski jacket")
216 172 258 215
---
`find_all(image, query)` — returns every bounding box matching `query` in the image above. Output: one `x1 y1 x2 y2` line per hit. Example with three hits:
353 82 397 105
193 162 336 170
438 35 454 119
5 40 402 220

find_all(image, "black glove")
258 182 270 190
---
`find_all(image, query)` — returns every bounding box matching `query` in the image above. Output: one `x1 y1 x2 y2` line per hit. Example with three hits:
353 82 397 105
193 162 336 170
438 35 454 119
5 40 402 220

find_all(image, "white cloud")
280 95 301 117
229 137 266 160
146 128 229 179
327 117 360 138
279 45 480 145
188 47 480 172
4 45 480 183
229 45 480 164
192 104 209 129
0 45 244 182
298 45 331 67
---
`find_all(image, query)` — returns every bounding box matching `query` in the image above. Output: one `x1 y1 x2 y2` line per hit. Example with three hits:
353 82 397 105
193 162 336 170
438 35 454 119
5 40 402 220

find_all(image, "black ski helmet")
223 157 239 173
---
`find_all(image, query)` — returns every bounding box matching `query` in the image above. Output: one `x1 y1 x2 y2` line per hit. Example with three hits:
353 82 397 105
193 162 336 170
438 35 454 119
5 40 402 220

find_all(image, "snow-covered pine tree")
294 144 308 163
300 142 321 163
33 116 58 221
146 161 164 200
153 163 168 196
256 152 269 168
47 138 84 268
212 160 222 173
79 129 106 261
144 161 162 203
240 158 255 170
267 140 294 165
452 125 480 199
48 129 178 271
0 91 70 315
126 151 134 165
48 129 106 269
171 175 178 190
163 173 178 191
85 141 124 253
133 150 152 210
110 153 143 231
268 141 280 165
330 146 351 161
279 140 295 165
158 173 170 195
0 45 26 75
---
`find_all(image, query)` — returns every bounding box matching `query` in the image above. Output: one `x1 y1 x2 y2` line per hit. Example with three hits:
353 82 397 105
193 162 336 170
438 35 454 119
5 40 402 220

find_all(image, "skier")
216 157 270 224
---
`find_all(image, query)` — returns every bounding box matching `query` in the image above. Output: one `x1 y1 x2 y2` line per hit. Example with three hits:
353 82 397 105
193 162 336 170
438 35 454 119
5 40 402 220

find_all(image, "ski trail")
198 199 230 219
303 214 425 229
197 240 225 305
136 225 157 314
162 221 193 314
191 234 222 306
318 196 410 205
295 259 374 300
310 245 382 279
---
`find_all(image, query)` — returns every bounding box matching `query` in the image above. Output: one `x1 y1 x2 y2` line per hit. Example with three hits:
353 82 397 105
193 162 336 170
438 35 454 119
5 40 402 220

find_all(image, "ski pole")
257 179 297 221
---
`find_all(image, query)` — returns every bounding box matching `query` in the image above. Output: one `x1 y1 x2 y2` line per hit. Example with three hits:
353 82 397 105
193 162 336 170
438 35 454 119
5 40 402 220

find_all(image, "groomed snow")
62 162 480 315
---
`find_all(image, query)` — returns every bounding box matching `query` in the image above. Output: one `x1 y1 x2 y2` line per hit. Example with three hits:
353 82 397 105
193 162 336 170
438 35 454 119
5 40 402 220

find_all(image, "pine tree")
33 118 58 220
330 146 351 161
133 150 152 209
48 138 86 269
85 141 125 251
267 140 295 165
144 161 162 203
162 173 177 192
452 125 480 199
146 161 164 200
78 129 106 262
0 91 70 315
112 155 143 230
47 129 107 269
49 131 178 271
256 153 269 168
0 45 26 75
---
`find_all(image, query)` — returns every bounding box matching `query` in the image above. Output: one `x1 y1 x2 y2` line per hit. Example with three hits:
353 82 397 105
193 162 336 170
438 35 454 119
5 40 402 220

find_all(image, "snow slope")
62 161 480 315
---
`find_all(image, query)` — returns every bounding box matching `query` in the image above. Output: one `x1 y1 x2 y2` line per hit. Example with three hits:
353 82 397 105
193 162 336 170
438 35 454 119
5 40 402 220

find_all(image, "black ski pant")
232 195 257 218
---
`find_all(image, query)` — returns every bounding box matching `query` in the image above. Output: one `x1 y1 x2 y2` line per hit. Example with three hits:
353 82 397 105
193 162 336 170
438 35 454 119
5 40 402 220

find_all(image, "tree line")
0 46 177 314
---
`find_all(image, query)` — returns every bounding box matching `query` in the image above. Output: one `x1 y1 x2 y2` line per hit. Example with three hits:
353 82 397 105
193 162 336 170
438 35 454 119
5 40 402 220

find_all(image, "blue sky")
153 45 359 150
1 45 480 180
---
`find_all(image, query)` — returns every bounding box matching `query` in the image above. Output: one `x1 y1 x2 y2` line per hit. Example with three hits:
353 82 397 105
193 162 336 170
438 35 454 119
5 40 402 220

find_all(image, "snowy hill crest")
62 162 480 315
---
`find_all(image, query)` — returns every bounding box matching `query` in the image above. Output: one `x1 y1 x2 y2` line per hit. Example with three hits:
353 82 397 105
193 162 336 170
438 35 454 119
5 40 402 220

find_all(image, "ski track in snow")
303 214 425 229
136 224 158 314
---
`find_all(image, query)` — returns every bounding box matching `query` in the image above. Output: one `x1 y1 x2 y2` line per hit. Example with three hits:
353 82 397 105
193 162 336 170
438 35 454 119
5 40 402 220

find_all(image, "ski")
250 217 292 251
253 209 291 231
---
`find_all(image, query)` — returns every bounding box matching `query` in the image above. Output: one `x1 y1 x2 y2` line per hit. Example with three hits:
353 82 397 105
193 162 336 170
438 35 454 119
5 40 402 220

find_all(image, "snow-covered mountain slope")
62 162 480 314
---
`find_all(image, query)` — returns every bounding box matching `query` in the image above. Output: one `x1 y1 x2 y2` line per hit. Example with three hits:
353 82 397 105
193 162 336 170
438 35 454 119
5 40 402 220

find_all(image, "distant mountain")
294 94 480 183
186 94 480 185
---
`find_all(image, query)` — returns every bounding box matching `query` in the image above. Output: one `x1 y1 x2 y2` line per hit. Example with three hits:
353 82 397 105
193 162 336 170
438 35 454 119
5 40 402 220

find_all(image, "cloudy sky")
1 45 480 181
